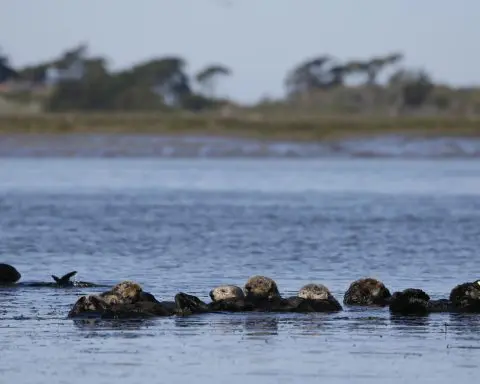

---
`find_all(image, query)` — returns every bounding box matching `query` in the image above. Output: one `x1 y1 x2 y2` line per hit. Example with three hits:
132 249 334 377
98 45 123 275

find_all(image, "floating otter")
389 288 432 315
244 275 281 301
298 283 331 300
47 271 100 288
389 288 452 315
0 265 103 288
343 278 392 306
21 271 104 288
294 283 343 312
207 284 253 312
0 263 21 284
209 285 245 302
449 280 480 313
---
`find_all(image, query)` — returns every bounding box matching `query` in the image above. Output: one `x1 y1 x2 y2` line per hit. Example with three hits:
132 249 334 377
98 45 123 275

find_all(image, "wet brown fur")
343 277 391 306
244 275 280 300
298 283 332 300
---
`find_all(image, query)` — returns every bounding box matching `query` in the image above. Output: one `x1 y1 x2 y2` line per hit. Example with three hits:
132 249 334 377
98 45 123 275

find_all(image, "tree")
0 47 20 83
134 57 192 107
328 64 349 87
0 47 9 67
388 68 433 110
57 43 88 70
345 52 403 86
285 55 339 97
47 57 113 111
195 64 231 98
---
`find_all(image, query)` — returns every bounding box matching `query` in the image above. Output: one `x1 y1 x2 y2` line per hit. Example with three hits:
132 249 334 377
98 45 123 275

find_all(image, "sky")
1 0 478 104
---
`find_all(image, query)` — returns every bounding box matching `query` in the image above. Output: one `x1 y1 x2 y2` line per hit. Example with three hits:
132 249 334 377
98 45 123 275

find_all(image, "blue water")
1 158 480 383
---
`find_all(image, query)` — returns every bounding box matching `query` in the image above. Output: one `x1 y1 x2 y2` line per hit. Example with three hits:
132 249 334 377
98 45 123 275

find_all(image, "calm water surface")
1 158 480 384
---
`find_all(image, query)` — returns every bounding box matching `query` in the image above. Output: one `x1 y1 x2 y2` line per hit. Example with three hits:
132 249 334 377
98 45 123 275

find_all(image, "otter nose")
209 290 215 300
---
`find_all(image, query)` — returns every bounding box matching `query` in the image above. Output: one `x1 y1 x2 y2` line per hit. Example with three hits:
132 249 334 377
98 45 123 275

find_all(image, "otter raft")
66 275 480 320
2 263 480 319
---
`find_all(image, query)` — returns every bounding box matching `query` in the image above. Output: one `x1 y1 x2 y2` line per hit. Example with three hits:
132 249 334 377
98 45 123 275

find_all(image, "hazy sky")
1 0 478 104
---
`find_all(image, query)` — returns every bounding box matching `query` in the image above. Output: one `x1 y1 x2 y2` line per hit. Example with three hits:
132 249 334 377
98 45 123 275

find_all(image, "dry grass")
0 112 479 142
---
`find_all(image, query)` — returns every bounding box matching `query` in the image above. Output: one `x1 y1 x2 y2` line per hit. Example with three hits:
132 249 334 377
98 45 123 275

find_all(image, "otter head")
389 288 431 315
175 292 209 315
108 281 143 304
0 263 21 284
344 278 391 306
464 281 480 300
68 295 109 317
400 288 430 301
298 283 332 301
209 285 245 302
244 276 280 300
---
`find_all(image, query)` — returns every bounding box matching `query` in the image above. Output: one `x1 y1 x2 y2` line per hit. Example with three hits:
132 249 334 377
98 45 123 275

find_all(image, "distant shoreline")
0 113 479 158
1 113 480 142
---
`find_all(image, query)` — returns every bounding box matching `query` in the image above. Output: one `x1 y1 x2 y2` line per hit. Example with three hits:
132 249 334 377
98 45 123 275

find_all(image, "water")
1 158 480 383
1 133 480 158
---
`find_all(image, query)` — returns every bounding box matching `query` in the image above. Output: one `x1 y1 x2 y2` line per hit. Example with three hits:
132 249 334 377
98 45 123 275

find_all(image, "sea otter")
293 283 343 312
0 263 21 284
50 271 100 288
343 277 392 306
389 288 452 315
449 280 480 313
26 271 102 288
0 265 103 288
210 285 245 302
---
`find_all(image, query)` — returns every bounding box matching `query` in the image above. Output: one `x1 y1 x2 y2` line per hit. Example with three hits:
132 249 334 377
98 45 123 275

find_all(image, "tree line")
0 44 479 116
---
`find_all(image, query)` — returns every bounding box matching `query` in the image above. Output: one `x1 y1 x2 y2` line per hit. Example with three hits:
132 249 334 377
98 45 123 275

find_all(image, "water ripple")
1 158 480 383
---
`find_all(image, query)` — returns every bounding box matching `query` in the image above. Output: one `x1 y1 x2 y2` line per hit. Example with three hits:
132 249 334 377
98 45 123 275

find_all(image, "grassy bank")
0 112 480 142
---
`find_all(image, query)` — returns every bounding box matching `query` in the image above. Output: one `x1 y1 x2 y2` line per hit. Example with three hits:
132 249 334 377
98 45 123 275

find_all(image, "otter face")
244 276 280 300
298 283 332 301
108 281 143 304
210 285 245 302
466 282 480 300
101 294 121 305
68 295 109 317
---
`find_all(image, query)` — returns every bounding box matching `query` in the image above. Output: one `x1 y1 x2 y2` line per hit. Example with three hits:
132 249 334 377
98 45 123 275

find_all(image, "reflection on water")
1 158 480 383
